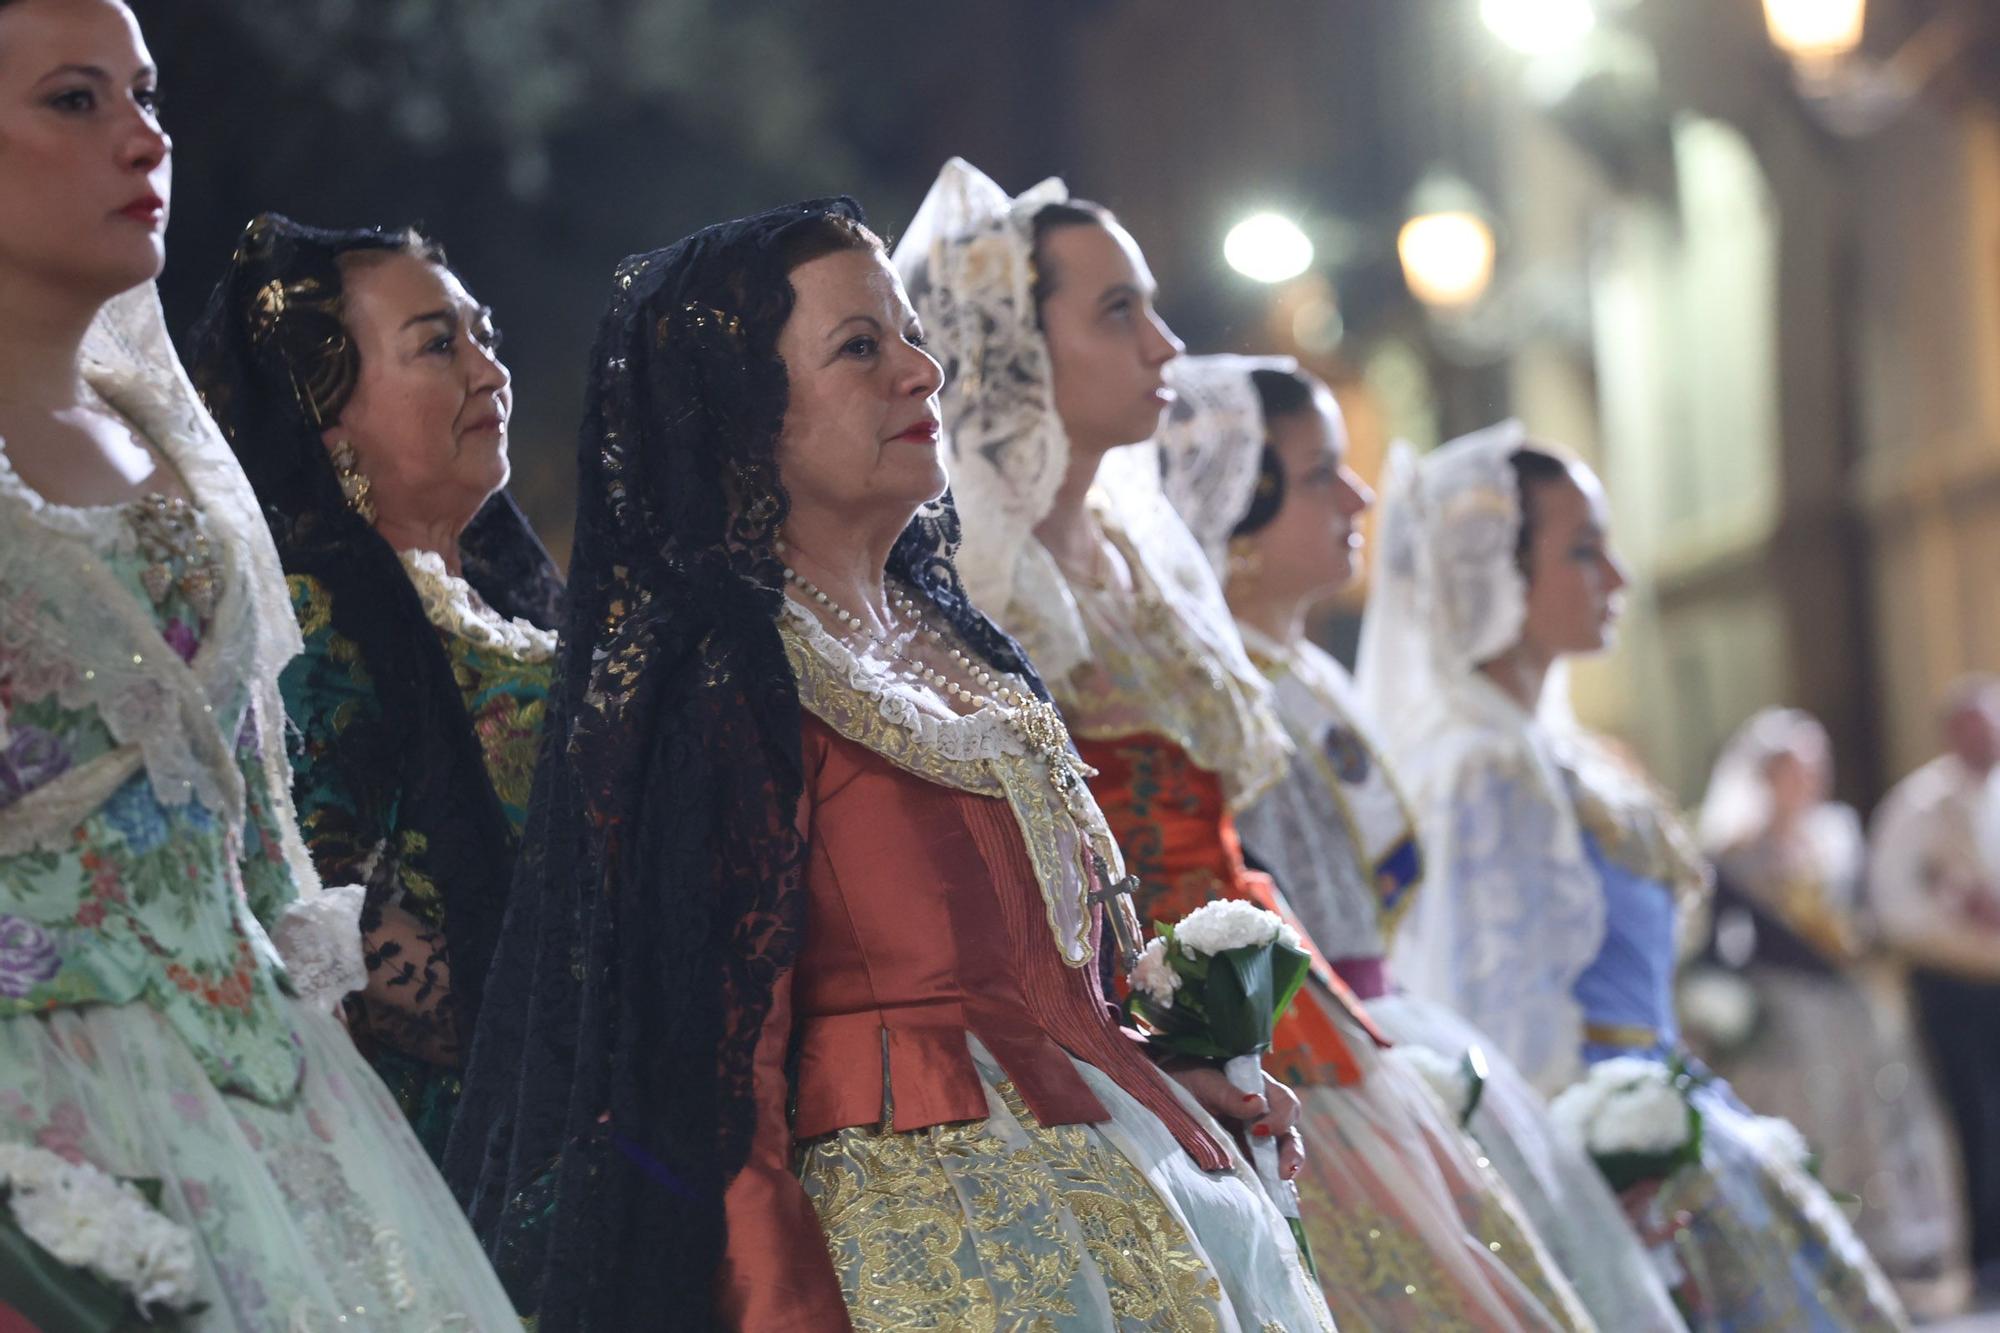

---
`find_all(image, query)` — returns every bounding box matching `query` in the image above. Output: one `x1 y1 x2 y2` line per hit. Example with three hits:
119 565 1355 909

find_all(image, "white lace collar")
779 598 1027 766
778 596 1122 967
398 548 557 663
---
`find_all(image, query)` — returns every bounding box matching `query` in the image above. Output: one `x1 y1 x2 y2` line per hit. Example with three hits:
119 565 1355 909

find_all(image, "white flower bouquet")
1676 964 1761 1057
1549 1055 1704 1192
0 1143 202 1330
1125 900 1314 1258
1386 1043 1489 1128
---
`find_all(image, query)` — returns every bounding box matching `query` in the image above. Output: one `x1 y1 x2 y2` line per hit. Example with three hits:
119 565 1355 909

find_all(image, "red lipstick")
118 193 165 227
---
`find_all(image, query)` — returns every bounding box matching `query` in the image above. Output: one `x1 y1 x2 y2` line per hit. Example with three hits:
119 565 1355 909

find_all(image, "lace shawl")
895 159 1288 805
0 286 317 914
1355 426 1604 1092
1155 352 1300 574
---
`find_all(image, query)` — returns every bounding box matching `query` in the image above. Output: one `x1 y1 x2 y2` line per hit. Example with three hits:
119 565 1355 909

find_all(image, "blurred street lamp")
1398 173 1497 310
1224 212 1316 284
1480 0 1597 56
1762 0 1866 75
1761 0 1982 135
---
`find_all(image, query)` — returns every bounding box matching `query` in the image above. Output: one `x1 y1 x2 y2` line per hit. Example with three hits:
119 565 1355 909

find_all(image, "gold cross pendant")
1087 853 1146 974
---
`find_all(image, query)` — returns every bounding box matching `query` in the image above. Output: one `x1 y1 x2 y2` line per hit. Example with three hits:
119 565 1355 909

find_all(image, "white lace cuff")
272 883 368 1013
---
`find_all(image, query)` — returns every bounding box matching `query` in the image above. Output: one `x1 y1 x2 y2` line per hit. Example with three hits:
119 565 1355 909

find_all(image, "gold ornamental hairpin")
656 302 745 348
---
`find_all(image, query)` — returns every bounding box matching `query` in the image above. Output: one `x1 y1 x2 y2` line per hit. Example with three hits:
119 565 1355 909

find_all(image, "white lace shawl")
778 601 1125 967
1234 628 1419 961
0 286 327 936
1155 352 1300 575
892 157 1070 635
893 160 1287 803
1356 424 1606 1095
1697 708 1862 900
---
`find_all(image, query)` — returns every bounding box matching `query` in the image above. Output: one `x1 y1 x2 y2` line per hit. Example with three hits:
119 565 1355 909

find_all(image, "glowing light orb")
1224 213 1316 284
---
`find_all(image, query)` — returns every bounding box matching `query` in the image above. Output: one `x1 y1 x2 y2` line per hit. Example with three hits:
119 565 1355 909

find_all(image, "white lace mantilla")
398 548 556 662
1156 353 1300 575
779 600 1123 968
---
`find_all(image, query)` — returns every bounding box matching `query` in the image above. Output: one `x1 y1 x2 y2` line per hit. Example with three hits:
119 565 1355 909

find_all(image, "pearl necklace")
778 550 1148 971
777 558 1084 785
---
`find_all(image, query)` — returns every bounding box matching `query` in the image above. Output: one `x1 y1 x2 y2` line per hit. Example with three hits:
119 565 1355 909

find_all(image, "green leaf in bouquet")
0 1207 137 1333
1204 945 1277 1059
1267 939 1311 1021
1461 1045 1490 1127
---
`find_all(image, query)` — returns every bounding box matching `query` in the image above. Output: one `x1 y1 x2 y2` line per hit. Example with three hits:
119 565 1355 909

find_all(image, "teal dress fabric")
280 569 550 1163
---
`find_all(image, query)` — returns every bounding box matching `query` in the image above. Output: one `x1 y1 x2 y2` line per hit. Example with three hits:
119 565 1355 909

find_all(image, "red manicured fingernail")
1241 1093 1261 1105
1252 1125 1272 1137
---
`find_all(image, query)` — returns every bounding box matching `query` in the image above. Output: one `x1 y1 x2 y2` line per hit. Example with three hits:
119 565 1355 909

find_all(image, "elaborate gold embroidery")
1049 512 1288 812
1562 737 1710 910
1461 1185 1591 1333
287 573 334 637
1293 1179 1483 1333
800 1080 1223 1332
468 690 547 814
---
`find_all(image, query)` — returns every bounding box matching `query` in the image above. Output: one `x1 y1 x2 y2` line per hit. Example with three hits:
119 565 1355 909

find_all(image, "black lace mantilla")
441 198 1048 1330
186 213 564 1077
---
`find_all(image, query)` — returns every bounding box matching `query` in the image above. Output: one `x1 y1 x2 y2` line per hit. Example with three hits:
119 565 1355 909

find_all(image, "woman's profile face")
324 251 511 535
1037 220 1184 456
1517 464 1627 660
0 0 168 302
774 246 946 531
1238 389 1373 601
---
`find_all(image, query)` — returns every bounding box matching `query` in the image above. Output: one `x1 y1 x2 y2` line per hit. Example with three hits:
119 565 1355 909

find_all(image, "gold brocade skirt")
798 1036 1333 1333
1284 1025 1596 1333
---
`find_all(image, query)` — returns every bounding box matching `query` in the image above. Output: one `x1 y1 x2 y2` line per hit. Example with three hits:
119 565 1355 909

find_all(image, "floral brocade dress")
1010 513 1595 1333
0 443 519 1328
281 550 552 1163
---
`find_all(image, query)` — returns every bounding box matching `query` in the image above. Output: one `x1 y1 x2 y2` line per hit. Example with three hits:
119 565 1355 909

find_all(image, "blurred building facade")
150 0 1998 806
1041 0 1999 807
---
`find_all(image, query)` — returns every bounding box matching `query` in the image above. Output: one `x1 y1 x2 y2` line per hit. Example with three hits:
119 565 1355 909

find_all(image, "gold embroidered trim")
781 611 1122 969
1563 740 1711 909
1054 513 1289 812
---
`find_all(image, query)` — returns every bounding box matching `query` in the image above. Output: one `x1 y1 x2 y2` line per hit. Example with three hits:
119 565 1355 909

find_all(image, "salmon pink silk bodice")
719 714 1228 1326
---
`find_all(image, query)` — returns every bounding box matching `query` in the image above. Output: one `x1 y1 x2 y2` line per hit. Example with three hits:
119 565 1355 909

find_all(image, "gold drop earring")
328 438 377 523
1226 535 1262 584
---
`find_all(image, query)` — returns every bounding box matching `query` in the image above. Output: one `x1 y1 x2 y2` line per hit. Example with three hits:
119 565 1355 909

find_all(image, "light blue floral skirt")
0 998 520 1331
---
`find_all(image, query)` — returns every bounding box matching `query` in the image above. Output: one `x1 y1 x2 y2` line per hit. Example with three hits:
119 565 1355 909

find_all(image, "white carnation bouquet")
1125 900 1314 1260
0 1142 202 1329
1386 1043 1489 1128
1549 1055 1704 1192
